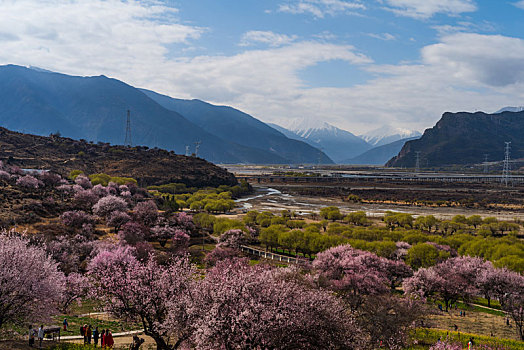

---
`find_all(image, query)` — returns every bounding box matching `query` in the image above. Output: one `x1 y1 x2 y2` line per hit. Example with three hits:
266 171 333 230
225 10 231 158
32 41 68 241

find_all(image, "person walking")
105 330 114 348
28 325 35 348
63 318 68 332
101 329 106 348
87 324 92 344
93 326 99 347
83 324 89 344
37 325 45 349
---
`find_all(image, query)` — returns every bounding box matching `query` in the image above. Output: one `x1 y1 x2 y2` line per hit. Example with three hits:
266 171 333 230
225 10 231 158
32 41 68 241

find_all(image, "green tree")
406 243 450 269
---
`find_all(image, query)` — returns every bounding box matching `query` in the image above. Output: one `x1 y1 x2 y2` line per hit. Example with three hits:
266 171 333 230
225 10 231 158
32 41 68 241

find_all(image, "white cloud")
240 31 298 47
432 21 496 35
0 1 522 135
278 0 365 18
383 0 477 19
422 33 524 86
0 0 203 77
515 1 524 9
367 32 396 40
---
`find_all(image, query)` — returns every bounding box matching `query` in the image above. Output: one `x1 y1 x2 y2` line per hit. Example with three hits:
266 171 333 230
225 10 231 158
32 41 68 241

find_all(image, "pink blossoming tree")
88 246 197 350
0 231 65 329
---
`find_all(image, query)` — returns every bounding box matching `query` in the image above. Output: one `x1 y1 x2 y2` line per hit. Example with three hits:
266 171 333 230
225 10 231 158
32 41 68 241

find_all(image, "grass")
455 301 505 317
409 328 524 349
53 315 141 337
474 297 502 310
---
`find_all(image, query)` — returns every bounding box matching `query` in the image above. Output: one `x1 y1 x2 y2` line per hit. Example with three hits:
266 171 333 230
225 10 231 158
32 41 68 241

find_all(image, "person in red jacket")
105 330 114 348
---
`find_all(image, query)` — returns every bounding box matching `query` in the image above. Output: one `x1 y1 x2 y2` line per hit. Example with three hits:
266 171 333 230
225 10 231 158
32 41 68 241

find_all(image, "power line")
124 109 132 147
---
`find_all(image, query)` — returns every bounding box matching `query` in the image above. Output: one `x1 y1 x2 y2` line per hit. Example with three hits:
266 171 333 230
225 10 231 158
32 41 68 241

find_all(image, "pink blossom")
60 210 96 229
0 230 65 329
91 184 109 197
88 247 196 350
107 210 131 232
133 200 158 226
93 195 127 218
191 259 365 349
73 189 99 210
75 175 92 189
0 170 10 181
172 230 190 255
16 174 43 189
59 273 90 313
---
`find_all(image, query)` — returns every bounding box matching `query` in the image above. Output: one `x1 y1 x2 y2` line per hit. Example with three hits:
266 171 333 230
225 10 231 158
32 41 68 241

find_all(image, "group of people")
28 325 45 348
81 324 114 348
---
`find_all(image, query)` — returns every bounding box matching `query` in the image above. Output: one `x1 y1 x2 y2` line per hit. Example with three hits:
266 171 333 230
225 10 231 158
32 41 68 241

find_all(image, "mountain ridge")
268 119 371 163
0 65 331 165
387 111 524 167
359 125 421 147
140 89 333 165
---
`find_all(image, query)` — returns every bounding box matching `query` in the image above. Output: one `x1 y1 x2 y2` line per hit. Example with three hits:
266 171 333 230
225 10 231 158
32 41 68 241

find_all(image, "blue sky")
0 0 524 134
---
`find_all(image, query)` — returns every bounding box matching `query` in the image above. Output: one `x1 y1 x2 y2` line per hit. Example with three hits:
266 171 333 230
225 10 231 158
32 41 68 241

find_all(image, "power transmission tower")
501 142 511 186
124 109 132 147
185 145 190 157
194 141 201 158
415 151 421 173
483 154 489 174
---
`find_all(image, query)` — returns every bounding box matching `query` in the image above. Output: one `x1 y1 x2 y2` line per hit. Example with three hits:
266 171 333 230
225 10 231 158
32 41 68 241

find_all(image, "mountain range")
359 125 421 147
387 110 524 167
0 65 332 165
344 137 420 165
268 119 420 164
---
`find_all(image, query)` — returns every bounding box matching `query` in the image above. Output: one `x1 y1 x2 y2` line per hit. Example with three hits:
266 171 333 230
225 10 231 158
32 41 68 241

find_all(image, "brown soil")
0 127 236 187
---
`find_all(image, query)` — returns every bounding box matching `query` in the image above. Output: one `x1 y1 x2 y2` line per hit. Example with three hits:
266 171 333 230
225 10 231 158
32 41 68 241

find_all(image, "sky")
1 0 524 134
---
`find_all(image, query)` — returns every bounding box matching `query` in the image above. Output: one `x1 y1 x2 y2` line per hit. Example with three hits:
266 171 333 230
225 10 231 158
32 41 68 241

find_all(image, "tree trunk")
151 334 171 350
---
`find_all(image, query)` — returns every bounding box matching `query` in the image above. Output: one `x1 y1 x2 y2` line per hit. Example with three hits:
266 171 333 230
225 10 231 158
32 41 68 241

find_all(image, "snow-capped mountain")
268 118 371 163
359 125 421 147
496 106 524 113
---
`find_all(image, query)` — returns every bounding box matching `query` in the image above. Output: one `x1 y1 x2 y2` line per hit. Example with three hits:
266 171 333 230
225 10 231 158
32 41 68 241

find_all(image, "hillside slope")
140 89 333 164
344 137 419 165
387 111 524 167
0 127 237 187
0 65 326 164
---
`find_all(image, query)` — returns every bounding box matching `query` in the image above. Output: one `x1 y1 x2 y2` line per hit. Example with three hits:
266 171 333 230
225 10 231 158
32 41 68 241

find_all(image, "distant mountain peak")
360 125 421 147
496 106 524 113
269 119 371 163
281 118 334 134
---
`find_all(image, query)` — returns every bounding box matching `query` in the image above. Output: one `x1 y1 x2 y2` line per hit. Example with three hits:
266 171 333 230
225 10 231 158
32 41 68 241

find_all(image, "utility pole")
501 142 511 186
483 154 489 174
124 109 132 147
185 145 190 157
415 151 421 173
